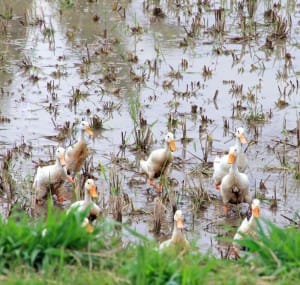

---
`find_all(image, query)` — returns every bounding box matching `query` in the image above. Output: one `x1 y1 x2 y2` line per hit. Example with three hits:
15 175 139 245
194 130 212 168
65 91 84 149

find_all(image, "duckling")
67 178 100 232
32 147 74 206
140 132 176 192
220 146 251 216
159 210 189 251
213 127 248 190
65 120 93 177
232 199 261 258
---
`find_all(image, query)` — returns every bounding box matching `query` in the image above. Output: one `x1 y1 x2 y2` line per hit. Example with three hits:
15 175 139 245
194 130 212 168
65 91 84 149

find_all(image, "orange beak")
228 152 236 164
85 126 94 137
89 185 98 198
252 207 260 218
239 134 247 144
169 140 176 152
176 218 184 229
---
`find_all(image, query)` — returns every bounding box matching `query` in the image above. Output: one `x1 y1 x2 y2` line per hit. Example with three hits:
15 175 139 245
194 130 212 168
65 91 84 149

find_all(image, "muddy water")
0 0 299 255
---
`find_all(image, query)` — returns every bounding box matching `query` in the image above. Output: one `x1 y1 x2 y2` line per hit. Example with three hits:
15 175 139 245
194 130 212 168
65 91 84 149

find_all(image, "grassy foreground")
0 205 299 285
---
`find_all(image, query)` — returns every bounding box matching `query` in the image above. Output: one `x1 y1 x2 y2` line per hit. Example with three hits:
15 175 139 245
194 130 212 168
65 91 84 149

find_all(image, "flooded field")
0 0 300 255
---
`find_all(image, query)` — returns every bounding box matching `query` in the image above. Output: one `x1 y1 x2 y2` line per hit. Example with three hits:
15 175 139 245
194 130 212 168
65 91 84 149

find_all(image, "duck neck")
84 190 92 203
247 214 258 230
56 156 62 167
78 129 86 142
230 159 238 173
171 223 185 243
165 141 170 152
235 136 242 151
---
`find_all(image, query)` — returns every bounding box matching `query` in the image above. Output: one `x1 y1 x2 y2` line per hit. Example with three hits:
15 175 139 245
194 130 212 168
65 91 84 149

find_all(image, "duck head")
174 210 184 229
85 179 98 199
235 127 247 144
251 199 260 218
227 146 238 164
79 120 94 137
56 147 66 166
165 132 176 152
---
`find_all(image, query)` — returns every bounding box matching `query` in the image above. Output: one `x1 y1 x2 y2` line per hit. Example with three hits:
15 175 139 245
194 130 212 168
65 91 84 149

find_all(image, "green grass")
0 203 117 272
239 220 300 279
0 207 299 284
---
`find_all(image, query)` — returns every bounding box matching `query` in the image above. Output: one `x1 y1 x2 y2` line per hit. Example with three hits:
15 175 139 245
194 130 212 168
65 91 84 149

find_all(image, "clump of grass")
245 103 266 123
186 176 210 212
0 149 16 188
129 91 154 151
0 18 8 35
239 220 300 277
71 88 89 105
133 124 154 151
18 56 34 72
109 167 123 223
122 244 206 284
213 8 225 34
89 114 104 131
152 197 166 234
0 203 115 272
246 0 257 18
0 4 13 20
59 0 74 8
51 120 72 142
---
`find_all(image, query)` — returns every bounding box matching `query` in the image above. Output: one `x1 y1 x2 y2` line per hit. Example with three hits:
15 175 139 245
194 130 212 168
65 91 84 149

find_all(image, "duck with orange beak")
159 210 190 251
140 132 176 192
213 127 249 190
232 199 261 257
67 178 100 232
65 120 94 178
220 146 251 216
32 147 75 207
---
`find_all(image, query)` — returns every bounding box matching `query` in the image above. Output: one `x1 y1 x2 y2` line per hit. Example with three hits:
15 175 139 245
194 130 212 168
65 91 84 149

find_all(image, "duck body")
140 132 176 191
65 121 93 176
220 146 251 215
213 127 248 189
69 198 100 220
233 199 261 257
33 147 72 203
68 179 100 231
159 210 189 251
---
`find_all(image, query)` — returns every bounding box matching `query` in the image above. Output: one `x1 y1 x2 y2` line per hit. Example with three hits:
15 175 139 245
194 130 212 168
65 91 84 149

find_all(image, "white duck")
140 132 176 192
232 199 261 257
159 210 189 251
67 178 100 232
213 127 248 190
220 146 251 216
65 120 93 177
32 147 74 206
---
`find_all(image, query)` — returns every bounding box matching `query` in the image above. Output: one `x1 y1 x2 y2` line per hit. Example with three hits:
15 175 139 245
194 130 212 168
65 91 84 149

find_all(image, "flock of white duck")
31 122 260 256
32 121 100 232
